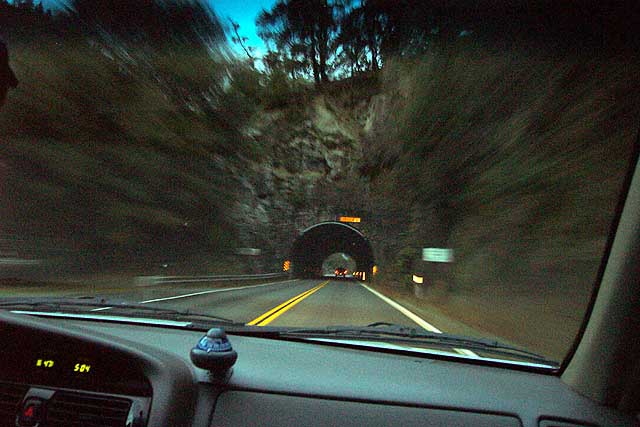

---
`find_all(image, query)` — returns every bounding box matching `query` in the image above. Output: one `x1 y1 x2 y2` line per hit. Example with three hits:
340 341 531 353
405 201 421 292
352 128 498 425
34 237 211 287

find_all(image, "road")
81 277 481 358
87 278 426 328
0 276 560 363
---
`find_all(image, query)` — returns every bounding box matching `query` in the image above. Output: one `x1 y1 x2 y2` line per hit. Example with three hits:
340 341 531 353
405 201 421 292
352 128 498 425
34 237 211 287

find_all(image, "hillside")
355 49 638 359
228 77 377 270
221 45 639 359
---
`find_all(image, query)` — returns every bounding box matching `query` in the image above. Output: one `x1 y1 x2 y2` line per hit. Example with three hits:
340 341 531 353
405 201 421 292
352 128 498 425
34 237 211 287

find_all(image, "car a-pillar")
289 221 375 280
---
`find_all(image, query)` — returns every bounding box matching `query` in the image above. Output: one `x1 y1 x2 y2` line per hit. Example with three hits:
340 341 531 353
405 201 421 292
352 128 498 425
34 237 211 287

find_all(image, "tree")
334 0 387 73
16 0 35 10
359 0 385 70
333 0 366 76
257 0 336 84
229 19 254 63
348 0 432 67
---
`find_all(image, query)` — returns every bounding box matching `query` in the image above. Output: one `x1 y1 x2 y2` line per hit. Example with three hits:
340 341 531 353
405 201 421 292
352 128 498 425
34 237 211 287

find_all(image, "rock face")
230 93 374 270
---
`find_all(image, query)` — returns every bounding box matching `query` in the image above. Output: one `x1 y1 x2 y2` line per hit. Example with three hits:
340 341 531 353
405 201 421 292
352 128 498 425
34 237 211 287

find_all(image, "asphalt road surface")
87 279 426 328
84 278 482 358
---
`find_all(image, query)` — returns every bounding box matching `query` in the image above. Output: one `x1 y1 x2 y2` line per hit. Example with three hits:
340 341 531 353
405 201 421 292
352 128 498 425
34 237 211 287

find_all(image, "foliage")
0 0 252 269
256 0 640 83
257 0 335 84
363 45 640 293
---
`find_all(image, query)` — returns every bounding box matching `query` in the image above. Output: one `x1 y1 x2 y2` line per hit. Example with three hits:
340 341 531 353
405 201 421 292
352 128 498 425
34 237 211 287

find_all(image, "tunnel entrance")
290 221 375 280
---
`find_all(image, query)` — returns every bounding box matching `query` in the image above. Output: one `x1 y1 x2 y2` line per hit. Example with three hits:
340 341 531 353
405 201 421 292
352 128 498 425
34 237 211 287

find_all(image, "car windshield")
0 0 637 368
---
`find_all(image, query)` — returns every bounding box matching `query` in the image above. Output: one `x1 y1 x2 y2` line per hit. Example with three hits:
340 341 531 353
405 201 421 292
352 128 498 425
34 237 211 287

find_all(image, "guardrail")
135 272 289 286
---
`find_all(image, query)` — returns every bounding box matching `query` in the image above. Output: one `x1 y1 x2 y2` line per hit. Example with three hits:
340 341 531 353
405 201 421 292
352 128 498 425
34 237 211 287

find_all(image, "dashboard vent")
0 382 28 427
47 391 132 427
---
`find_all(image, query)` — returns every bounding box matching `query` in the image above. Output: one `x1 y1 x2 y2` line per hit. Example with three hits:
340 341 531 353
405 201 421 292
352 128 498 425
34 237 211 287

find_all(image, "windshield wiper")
0 296 237 325
234 322 558 367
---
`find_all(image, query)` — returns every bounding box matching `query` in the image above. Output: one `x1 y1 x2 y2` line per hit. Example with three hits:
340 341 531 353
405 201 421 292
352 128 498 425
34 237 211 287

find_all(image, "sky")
37 0 276 59
211 0 276 58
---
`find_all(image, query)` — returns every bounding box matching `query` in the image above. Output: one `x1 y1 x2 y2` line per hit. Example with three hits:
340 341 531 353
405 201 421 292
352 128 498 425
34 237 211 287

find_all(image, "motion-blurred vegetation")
0 0 259 271
363 45 639 295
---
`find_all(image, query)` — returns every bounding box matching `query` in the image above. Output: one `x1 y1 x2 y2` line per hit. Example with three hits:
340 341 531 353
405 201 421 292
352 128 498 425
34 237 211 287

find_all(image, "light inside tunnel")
290 221 375 280
322 252 357 276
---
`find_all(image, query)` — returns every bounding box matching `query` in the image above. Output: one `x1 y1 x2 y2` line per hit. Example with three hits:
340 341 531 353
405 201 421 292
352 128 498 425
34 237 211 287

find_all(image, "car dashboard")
0 312 635 427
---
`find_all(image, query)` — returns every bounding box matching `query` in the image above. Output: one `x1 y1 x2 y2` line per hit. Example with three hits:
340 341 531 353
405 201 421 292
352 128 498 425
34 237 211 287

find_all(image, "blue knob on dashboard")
190 328 237 376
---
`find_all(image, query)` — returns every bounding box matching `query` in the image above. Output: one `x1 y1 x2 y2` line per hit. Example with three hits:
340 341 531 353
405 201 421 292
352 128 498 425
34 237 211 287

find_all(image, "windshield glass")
0 0 637 368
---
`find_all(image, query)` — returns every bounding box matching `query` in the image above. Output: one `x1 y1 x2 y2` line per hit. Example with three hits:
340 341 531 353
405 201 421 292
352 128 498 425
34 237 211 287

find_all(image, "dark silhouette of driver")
0 37 18 109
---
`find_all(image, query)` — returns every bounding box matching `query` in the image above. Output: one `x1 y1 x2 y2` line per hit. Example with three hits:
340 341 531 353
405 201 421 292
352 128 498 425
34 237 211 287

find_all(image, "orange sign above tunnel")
338 216 361 223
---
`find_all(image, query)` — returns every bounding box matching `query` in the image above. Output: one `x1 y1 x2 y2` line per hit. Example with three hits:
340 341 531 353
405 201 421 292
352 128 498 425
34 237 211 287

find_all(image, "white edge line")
89 278 300 310
359 283 479 358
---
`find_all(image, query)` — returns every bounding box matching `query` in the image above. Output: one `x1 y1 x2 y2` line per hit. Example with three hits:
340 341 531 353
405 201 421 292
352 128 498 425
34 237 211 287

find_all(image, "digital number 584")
74 364 91 373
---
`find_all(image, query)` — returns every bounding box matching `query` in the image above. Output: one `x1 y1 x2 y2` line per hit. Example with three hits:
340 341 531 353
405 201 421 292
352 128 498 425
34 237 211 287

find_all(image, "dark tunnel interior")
290 222 375 280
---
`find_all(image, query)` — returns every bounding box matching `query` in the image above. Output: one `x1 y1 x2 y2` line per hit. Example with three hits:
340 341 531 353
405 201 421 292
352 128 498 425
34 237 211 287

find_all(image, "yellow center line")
247 280 329 326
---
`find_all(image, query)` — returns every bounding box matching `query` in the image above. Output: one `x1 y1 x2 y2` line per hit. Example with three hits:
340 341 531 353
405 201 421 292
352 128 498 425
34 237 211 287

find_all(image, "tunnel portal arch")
290 221 375 280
